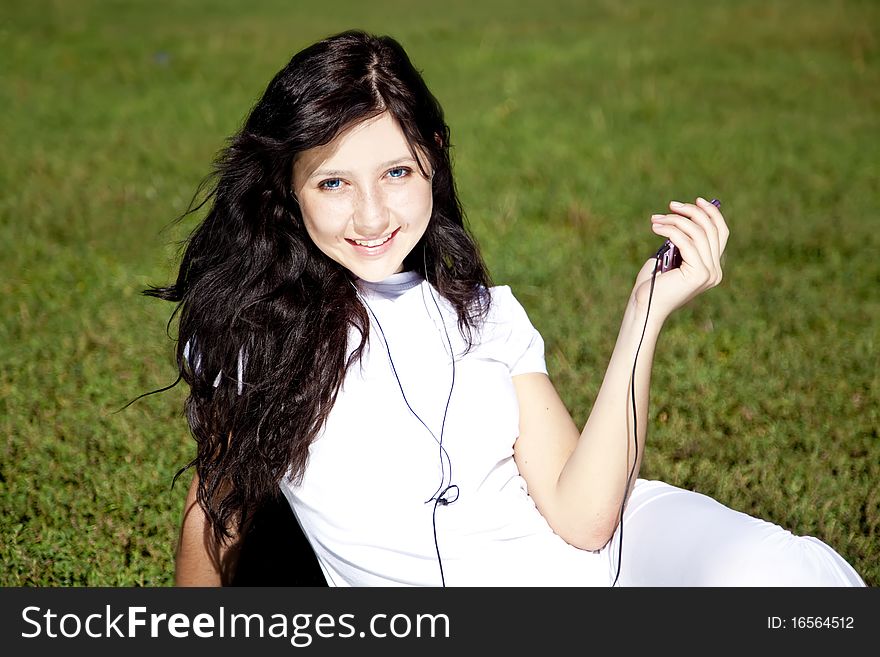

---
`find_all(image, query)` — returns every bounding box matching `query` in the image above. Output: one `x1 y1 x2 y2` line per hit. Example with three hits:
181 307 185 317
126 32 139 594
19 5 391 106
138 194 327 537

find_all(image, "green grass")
2 0 877 586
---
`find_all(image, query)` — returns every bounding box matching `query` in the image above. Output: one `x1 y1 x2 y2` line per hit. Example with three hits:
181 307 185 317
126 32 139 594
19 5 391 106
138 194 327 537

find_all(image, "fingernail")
697 196 707 204
670 201 683 208
651 214 664 220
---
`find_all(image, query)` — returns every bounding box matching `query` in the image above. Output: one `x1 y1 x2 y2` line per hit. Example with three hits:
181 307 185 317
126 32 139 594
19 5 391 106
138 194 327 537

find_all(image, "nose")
352 182 390 239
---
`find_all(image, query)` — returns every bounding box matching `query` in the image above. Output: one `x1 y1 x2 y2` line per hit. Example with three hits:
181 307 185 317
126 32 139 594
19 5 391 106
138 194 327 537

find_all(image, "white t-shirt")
279 270 611 587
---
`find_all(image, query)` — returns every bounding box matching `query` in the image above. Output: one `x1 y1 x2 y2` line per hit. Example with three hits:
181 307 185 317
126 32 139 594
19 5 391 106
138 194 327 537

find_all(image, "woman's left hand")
630 197 730 321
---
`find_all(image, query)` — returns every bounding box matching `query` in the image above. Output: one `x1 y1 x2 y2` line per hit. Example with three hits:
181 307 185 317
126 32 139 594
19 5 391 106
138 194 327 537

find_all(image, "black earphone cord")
610 248 665 587
357 284 458 587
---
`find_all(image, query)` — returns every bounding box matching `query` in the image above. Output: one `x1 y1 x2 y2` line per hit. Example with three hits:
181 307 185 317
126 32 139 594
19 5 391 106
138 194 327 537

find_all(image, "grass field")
1 0 877 586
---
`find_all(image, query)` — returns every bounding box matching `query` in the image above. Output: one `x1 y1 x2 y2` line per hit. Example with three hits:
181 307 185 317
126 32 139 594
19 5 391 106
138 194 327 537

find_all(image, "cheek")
393 185 433 224
418 192 434 228
300 200 347 242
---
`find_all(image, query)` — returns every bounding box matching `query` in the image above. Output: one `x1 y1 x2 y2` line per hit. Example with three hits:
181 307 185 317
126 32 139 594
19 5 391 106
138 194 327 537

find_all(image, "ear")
434 132 444 148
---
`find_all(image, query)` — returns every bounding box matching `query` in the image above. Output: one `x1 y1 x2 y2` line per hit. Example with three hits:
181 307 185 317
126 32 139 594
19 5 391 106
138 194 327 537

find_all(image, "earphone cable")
354 278 457 586
611 249 663 587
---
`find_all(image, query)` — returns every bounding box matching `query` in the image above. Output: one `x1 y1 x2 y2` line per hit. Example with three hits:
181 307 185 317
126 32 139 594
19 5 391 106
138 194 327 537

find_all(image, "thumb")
634 257 660 288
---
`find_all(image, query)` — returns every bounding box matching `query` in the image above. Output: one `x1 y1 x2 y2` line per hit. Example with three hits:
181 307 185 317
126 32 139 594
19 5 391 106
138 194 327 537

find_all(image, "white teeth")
353 234 393 247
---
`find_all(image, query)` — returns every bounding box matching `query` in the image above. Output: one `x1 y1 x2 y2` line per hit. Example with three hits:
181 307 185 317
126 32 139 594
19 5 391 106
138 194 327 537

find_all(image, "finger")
651 214 717 281
669 200 720 267
650 222 713 285
696 196 730 254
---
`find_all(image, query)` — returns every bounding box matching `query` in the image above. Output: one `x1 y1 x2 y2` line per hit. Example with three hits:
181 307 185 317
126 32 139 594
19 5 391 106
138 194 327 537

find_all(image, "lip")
346 227 400 256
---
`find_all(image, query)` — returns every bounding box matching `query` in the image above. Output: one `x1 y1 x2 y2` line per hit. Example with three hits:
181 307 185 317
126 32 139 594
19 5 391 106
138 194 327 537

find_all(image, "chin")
347 260 405 283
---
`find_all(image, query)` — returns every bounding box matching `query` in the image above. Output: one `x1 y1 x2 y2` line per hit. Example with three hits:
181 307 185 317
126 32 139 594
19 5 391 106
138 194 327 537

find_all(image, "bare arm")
514 198 728 550
174 472 242 586
513 298 660 551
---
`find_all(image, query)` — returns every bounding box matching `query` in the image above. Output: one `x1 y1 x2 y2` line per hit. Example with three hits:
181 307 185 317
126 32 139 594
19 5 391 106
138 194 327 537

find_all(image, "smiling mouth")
346 227 400 248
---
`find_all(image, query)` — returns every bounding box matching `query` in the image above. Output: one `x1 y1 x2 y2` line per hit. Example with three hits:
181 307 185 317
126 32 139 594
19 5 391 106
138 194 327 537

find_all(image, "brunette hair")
144 30 491 545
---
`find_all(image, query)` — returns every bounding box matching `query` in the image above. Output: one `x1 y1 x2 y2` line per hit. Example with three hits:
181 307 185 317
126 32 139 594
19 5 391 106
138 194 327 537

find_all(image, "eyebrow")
309 156 418 179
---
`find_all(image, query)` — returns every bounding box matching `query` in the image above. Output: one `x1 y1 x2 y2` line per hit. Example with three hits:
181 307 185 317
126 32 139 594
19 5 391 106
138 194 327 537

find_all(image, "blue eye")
319 178 342 190
387 167 410 179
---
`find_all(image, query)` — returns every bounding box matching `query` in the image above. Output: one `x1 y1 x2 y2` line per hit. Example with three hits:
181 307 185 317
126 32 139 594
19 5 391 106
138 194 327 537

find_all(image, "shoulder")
484 285 537 327
472 284 547 376
487 284 514 303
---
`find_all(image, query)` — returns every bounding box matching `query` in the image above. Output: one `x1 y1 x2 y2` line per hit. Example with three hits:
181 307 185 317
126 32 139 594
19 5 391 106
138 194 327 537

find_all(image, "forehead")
293 112 416 180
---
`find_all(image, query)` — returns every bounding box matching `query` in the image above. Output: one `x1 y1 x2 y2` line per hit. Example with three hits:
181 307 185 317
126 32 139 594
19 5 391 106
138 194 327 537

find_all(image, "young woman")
149 30 865 587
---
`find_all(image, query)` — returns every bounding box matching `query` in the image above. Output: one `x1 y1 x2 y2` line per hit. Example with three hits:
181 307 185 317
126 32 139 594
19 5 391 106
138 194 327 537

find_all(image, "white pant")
603 479 865 586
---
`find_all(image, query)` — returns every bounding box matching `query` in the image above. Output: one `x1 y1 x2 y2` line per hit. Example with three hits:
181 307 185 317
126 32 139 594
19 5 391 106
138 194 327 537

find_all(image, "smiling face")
291 112 434 282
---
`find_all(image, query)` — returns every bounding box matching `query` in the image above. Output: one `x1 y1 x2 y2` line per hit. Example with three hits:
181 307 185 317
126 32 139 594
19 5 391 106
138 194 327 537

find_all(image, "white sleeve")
495 286 547 377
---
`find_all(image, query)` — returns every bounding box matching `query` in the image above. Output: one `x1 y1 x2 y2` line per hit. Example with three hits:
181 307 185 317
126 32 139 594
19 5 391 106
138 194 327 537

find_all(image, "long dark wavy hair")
144 31 492 546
